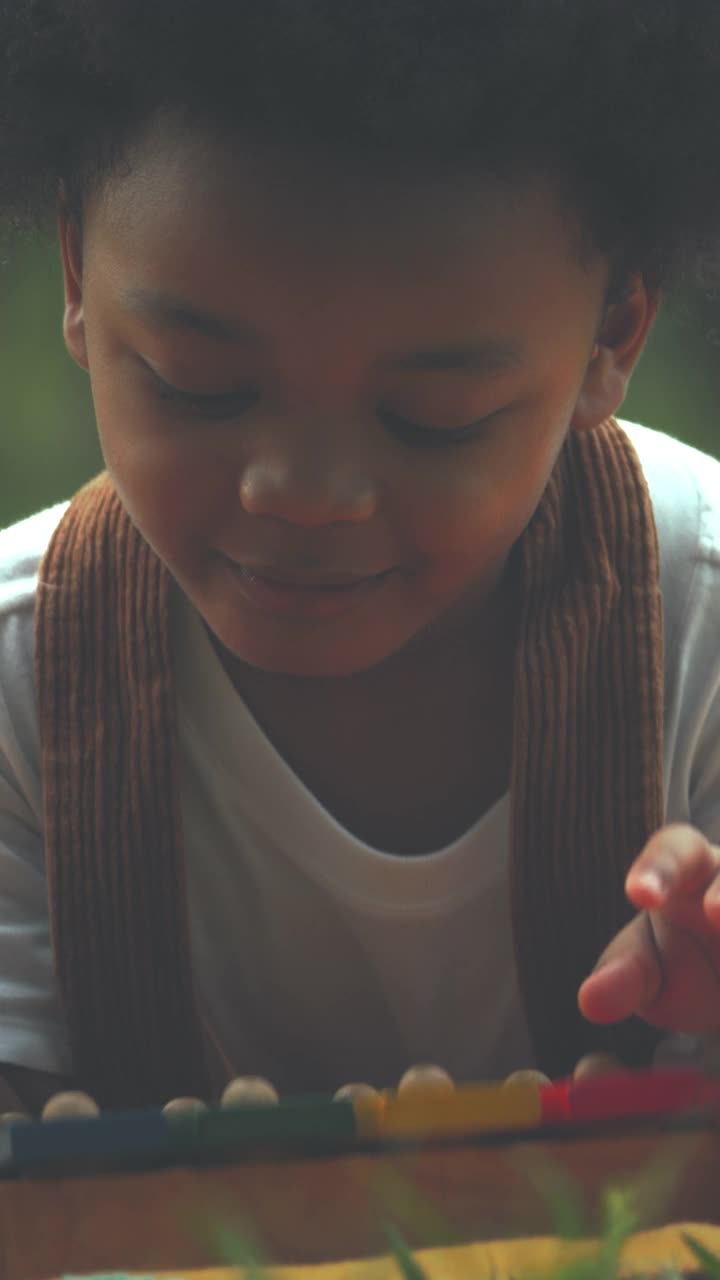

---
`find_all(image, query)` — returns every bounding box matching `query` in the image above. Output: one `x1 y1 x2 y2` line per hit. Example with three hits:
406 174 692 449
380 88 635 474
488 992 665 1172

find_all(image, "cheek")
91 389 237 567
404 422 565 576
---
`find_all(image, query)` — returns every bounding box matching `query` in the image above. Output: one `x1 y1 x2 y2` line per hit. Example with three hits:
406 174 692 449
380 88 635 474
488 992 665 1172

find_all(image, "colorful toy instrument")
1 1068 719 1280
1 1067 719 1177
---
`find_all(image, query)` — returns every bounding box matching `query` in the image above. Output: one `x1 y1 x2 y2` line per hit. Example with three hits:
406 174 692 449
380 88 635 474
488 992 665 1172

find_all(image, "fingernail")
632 869 666 898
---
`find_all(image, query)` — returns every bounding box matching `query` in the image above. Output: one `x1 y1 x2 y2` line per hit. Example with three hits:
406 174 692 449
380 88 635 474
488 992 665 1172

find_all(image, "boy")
0 1 719 1112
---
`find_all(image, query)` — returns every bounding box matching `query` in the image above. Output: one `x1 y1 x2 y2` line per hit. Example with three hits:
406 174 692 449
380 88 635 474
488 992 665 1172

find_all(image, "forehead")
84 115 607 337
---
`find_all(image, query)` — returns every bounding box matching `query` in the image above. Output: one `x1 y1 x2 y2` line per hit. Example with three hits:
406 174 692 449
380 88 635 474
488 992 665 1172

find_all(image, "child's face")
60 117 654 678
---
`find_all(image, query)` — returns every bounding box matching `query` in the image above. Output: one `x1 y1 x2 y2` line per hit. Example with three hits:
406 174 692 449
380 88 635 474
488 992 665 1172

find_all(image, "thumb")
578 913 663 1024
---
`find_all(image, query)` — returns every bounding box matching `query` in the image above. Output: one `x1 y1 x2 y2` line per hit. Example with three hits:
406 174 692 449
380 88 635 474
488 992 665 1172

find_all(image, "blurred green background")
1 233 718 529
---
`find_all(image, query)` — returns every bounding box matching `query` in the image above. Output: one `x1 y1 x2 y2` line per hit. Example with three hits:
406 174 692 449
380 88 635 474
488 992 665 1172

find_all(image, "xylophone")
2 1065 720 1178
1 1066 719 1279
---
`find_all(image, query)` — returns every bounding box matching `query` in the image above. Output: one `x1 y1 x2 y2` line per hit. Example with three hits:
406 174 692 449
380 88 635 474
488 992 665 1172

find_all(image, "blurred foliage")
0 234 718 530
0 236 100 528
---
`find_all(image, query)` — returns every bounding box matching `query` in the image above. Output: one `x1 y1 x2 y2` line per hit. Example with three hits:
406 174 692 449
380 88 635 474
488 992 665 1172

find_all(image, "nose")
238 433 377 527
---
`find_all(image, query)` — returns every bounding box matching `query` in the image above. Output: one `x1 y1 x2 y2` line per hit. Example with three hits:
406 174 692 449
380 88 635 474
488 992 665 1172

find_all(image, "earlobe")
571 345 628 433
58 215 89 371
571 280 660 433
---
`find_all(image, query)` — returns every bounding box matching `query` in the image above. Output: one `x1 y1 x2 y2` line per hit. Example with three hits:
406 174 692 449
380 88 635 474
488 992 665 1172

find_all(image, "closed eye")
158 387 259 419
148 371 259 420
379 406 501 447
145 364 501 440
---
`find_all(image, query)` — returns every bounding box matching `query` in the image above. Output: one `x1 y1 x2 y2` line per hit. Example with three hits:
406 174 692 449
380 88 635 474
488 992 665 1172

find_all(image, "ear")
58 214 89 371
571 279 660 432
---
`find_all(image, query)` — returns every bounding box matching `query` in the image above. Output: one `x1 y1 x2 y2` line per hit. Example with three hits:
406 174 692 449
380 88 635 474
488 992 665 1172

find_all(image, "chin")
214 624 410 682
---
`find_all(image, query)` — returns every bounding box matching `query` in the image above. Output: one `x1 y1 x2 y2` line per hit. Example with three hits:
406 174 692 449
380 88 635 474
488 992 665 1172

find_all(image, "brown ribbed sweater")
35 418 664 1109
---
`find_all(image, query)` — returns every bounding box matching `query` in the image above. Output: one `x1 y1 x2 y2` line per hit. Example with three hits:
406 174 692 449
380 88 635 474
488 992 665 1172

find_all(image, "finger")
578 913 662 1023
397 1065 455 1096
220 1077 279 1107
626 826 720 910
704 873 720 927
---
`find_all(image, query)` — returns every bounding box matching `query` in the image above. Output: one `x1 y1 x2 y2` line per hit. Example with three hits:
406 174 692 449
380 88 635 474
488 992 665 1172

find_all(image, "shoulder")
619 419 720 600
620 421 720 835
0 506 76 1078
0 502 69 618
0 503 69 805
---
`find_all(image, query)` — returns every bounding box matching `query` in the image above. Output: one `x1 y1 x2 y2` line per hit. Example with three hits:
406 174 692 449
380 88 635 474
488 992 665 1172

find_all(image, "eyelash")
152 380 495 447
153 383 260 420
378 408 495 448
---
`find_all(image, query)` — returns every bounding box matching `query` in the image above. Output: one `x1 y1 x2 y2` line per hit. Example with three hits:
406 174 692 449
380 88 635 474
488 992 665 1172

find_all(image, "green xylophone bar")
0 1069 717 1178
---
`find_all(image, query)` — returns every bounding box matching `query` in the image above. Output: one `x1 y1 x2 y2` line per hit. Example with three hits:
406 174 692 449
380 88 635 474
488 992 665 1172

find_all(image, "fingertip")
625 868 666 908
703 889 720 927
577 959 637 1025
577 971 608 1023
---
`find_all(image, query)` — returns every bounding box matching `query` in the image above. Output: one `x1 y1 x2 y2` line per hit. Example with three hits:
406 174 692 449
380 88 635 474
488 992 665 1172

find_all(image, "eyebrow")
385 339 525 375
120 288 525 374
120 288 260 343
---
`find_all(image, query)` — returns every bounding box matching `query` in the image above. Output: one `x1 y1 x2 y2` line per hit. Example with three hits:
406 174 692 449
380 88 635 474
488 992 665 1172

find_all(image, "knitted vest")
35 419 664 1109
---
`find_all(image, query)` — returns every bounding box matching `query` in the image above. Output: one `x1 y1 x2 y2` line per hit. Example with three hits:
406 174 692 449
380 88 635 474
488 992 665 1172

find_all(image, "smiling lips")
223 557 395 619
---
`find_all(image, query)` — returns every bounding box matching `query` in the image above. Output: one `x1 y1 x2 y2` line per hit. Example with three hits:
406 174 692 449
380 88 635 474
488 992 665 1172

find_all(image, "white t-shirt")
0 421 718 1091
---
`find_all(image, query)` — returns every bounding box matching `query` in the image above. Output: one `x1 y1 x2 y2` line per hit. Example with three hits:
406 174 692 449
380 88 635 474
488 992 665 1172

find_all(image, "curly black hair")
2 0 720 290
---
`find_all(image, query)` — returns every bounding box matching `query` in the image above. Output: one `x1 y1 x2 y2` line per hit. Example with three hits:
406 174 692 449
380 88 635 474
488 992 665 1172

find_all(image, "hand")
578 824 720 1034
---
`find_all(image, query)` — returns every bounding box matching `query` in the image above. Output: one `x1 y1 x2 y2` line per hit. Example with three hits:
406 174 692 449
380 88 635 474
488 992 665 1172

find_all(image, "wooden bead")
397 1065 455 1097
0 1112 30 1126
573 1053 621 1080
221 1077 279 1108
42 1091 100 1120
503 1069 552 1088
162 1097 209 1116
333 1082 379 1101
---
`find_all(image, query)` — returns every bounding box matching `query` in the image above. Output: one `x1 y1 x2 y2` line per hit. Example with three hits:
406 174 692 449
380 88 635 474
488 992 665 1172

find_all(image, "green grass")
59 1168 720 1280
204 1164 720 1280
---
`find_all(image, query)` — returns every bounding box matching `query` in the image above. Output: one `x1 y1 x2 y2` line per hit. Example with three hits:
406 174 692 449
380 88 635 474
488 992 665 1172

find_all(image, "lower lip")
226 563 393 619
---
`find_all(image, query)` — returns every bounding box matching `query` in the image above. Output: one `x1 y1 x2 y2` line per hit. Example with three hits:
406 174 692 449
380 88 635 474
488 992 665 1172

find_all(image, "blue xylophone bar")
0 1098 359 1177
1 1110 171 1173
